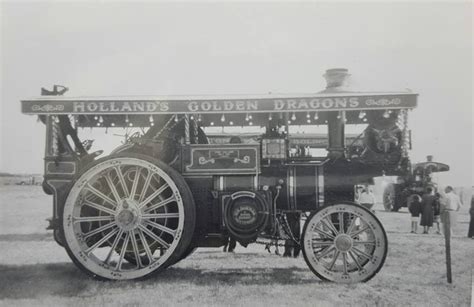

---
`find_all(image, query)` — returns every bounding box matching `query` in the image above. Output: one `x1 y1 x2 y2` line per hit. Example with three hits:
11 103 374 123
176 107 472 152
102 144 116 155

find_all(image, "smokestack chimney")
323 68 351 91
427 155 433 162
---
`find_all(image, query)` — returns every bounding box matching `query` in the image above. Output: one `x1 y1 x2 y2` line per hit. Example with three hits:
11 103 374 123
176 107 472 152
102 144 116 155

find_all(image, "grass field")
0 185 472 306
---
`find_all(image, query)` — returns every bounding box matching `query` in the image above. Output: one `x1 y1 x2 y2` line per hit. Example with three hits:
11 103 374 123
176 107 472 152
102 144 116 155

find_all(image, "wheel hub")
334 234 353 252
115 199 141 231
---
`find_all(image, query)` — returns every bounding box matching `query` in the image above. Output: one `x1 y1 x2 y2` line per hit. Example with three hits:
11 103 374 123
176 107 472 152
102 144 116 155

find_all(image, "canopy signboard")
22 92 417 115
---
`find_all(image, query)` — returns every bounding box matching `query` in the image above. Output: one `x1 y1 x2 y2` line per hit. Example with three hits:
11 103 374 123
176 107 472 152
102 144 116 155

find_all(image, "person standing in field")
442 186 463 236
420 187 435 234
358 188 376 211
408 194 422 233
468 196 474 239
433 193 442 234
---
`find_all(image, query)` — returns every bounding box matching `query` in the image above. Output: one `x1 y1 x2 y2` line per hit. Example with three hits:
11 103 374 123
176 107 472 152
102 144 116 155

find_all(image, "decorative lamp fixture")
229 121 234 125
99 116 104 123
314 112 319 120
358 111 366 119
306 112 310 119
54 116 60 124
174 115 179 122
111 122 115 127
221 114 226 122
291 113 296 121
245 113 250 121
125 115 129 123
268 113 273 121
383 110 390 118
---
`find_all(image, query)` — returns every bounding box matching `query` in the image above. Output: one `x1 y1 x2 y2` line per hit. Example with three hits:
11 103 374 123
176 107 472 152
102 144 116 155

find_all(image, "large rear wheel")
302 203 387 283
61 154 195 280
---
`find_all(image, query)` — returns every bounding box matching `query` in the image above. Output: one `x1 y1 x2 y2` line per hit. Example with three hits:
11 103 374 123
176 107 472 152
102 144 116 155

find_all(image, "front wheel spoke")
144 220 177 237
129 167 141 200
338 212 344 233
138 225 170 249
105 173 122 204
85 184 117 207
350 226 370 238
116 232 130 271
85 228 120 255
105 229 124 264
342 252 348 274
83 200 116 216
74 215 115 223
346 215 357 235
115 166 129 198
348 250 362 270
351 246 373 261
138 183 170 209
130 230 142 268
316 245 336 260
328 250 340 270
353 241 376 245
321 218 339 236
83 221 117 239
142 213 180 219
144 195 176 213
138 229 154 263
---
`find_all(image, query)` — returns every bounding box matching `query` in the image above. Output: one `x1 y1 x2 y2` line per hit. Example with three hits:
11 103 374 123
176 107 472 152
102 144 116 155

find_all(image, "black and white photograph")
0 1 473 306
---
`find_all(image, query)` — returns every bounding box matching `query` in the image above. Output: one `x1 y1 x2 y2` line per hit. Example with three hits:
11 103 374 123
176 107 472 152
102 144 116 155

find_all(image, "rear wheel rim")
302 204 387 283
63 157 185 280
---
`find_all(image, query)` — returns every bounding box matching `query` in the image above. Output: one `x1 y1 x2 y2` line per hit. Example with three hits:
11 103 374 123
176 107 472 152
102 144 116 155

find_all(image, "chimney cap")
322 68 351 90
324 68 349 74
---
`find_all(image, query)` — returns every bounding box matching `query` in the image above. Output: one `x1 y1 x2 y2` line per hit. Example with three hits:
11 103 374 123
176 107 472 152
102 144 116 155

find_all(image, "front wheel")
302 203 387 283
61 154 195 280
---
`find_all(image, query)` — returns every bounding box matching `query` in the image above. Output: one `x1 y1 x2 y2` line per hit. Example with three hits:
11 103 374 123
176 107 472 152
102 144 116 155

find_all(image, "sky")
1 1 472 187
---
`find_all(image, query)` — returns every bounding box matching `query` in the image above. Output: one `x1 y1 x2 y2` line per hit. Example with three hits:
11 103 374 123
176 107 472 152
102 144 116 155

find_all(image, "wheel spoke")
115 166 129 198
316 245 336 260
85 184 117 207
83 200 116 215
328 250 340 270
138 225 170 249
130 230 142 268
138 171 153 203
348 250 362 270
353 241 376 245
144 220 177 237
313 227 336 240
346 215 357 235
144 195 176 213
105 173 122 204
138 228 154 263
129 167 141 200
85 228 120 255
138 183 170 209
350 226 370 238
142 213 180 219
321 217 339 236
105 229 124 264
338 212 344 233
342 252 348 275
83 221 117 239
74 215 115 223
116 232 130 271
351 246 373 261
